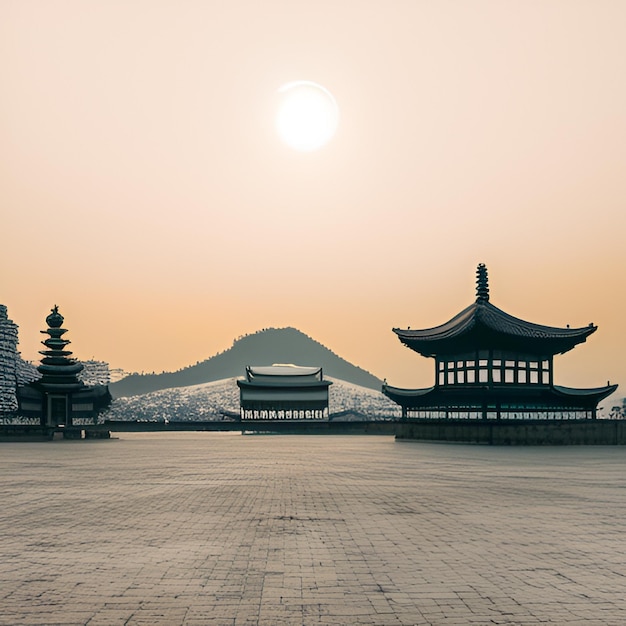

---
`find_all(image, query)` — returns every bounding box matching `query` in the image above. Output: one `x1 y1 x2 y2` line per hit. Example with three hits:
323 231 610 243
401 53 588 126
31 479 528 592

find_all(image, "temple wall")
395 419 626 445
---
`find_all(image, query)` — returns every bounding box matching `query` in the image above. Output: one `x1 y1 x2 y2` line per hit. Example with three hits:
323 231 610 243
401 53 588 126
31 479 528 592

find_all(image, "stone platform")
1 433 626 625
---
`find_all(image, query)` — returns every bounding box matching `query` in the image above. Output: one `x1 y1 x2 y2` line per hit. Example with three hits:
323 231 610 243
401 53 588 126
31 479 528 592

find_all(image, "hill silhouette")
110 327 383 398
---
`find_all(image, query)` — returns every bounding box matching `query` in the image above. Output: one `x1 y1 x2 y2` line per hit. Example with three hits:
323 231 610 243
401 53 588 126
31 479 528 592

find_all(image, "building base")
395 419 626 445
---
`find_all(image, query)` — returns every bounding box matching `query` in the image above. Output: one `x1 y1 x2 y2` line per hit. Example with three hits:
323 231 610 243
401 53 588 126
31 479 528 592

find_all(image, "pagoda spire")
476 263 489 302
37 305 84 391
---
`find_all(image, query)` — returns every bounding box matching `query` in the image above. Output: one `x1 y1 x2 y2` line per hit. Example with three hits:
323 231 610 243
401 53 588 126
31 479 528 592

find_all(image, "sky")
1 0 625 394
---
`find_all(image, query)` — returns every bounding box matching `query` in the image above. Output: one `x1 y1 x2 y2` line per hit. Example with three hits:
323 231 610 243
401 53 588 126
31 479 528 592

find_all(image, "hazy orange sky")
2 1 625 394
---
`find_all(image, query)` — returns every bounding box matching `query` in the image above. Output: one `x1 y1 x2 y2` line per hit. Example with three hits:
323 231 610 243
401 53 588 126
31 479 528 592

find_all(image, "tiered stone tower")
37 305 85 395
0 304 19 413
17 305 112 429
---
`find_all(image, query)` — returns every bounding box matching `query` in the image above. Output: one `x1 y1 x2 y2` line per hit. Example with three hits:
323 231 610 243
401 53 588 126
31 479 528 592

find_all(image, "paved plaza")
1 433 626 625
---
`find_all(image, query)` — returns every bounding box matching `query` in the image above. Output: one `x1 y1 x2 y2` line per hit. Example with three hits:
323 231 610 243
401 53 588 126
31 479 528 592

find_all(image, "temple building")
237 364 332 420
17 306 111 427
383 264 617 420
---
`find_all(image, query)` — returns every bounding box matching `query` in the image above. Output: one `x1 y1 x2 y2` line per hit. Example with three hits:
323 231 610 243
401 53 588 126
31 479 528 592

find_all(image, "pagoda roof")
237 379 332 389
382 382 617 410
237 364 332 388
394 264 596 357
552 384 619 401
248 365 323 378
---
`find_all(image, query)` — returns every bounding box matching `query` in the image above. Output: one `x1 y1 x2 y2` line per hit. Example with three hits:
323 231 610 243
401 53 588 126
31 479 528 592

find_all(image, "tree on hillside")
609 399 626 419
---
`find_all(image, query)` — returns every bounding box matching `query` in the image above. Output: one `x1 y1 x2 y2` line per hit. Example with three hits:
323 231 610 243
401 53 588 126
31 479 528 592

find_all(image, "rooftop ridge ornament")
46 304 64 329
476 263 489 302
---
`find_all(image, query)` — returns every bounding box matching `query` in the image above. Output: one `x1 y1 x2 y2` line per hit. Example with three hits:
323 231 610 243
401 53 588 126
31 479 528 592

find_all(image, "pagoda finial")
476 263 489 302
46 305 64 329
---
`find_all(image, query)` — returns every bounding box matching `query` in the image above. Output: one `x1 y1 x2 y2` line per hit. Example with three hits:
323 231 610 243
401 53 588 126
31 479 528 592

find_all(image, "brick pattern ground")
1 433 626 625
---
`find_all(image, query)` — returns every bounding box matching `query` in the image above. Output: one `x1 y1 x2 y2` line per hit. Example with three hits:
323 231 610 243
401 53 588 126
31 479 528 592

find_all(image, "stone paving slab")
1 433 626 625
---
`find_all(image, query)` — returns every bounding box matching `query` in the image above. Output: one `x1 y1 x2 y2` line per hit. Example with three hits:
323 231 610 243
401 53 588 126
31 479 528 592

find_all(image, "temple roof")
394 264 597 357
382 382 618 410
238 364 332 388
552 384 619 400
248 365 323 378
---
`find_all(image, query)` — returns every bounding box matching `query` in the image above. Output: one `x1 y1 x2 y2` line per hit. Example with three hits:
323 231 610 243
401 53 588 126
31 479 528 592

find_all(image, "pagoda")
0 304 19 413
17 306 111 427
383 265 617 420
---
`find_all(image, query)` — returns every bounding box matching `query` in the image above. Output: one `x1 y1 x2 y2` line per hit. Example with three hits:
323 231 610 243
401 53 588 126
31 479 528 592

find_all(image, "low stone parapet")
395 419 626 445
84 429 111 439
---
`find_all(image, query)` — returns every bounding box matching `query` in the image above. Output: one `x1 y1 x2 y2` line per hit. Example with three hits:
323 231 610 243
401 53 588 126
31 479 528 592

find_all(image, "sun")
275 81 339 151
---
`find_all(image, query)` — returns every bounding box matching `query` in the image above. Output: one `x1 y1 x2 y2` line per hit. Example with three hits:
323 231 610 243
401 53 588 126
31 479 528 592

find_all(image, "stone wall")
395 419 626 445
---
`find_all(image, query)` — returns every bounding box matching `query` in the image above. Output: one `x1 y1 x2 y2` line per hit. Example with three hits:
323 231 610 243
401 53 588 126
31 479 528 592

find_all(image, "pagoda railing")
404 407 596 420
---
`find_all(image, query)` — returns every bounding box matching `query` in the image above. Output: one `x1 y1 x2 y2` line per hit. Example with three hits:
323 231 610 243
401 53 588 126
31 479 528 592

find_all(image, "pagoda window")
434 355 556 386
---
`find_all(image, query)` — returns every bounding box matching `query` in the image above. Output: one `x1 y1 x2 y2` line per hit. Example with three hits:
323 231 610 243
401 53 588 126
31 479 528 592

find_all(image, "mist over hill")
110 327 383 398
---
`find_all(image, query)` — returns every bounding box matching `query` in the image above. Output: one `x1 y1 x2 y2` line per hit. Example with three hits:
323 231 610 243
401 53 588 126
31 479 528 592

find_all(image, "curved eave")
237 380 332 390
382 382 618 410
394 303 476 344
553 384 618 404
247 365 323 378
36 382 85 392
394 301 596 357
382 385 434 404
37 364 84 377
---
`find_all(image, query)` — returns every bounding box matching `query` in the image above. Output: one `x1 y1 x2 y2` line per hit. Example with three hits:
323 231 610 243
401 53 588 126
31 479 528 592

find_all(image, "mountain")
110 327 383 398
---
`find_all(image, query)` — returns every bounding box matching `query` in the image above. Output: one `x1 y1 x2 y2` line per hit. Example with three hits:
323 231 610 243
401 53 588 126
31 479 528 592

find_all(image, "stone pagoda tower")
36 305 85 419
0 304 19 414
17 306 111 428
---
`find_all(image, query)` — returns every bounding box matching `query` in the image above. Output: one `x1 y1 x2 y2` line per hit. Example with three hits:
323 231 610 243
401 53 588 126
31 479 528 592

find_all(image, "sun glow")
276 81 339 151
